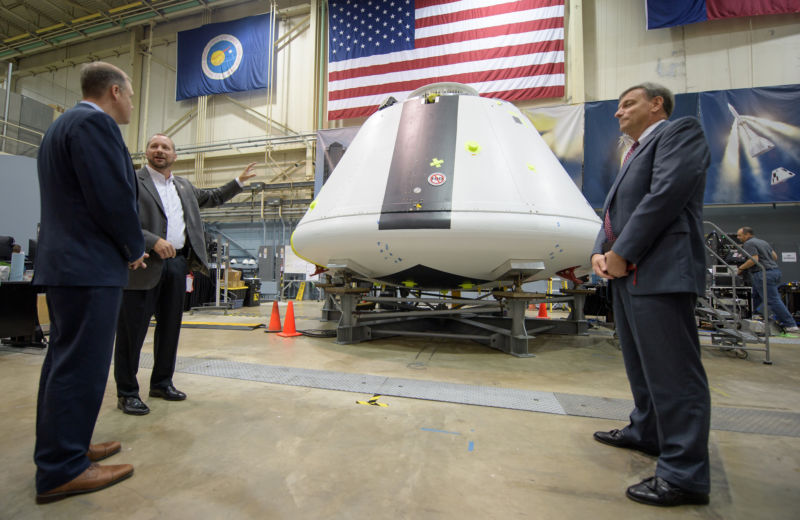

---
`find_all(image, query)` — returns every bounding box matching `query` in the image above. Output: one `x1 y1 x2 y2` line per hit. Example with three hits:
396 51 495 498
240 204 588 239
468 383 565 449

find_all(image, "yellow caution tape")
356 394 389 407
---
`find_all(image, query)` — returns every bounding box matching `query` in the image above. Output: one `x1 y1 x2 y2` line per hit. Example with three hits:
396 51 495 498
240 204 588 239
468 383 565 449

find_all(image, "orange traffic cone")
537 302 548 318
265 301 282 333
278 300 302 337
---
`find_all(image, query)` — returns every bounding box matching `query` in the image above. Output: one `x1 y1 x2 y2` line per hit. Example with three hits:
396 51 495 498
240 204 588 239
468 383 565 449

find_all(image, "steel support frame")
325 290 588 357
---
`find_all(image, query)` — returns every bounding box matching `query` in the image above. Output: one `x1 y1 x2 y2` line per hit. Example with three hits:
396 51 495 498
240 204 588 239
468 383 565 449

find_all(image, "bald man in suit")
34 62 146 503
591 82 711 507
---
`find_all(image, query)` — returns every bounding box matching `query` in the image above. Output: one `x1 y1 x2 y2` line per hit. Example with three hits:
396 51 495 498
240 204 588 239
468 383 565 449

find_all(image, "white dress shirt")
146 165 186 250
638 119 665 143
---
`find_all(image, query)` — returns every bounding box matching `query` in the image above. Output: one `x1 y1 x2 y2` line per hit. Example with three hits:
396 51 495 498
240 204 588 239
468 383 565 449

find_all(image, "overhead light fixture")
109 2 143 14
728 103 775 158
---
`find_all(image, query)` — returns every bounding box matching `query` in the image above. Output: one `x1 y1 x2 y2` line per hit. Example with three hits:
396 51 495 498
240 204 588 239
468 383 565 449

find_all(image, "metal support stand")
320 284 589 357
494 297 534 356
329 287 371 343
317 283 342 322
563 288 591 321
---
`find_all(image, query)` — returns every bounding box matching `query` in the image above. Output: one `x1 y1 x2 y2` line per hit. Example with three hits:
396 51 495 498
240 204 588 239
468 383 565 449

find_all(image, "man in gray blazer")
115 133 256 415
590 83 711 507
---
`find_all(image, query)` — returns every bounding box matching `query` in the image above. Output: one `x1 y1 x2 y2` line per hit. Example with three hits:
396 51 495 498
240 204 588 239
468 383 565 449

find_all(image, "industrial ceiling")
0 0 302 61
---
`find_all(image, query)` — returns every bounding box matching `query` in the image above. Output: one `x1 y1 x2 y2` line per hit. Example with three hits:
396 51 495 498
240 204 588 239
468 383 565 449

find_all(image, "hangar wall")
9 1 800 164
527 0 800 109
3 0 799 279
10 0 315 194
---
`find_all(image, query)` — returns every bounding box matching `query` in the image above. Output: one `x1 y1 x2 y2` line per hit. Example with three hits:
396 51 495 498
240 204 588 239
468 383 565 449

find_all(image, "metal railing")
703 221 770 364
0 117 44 154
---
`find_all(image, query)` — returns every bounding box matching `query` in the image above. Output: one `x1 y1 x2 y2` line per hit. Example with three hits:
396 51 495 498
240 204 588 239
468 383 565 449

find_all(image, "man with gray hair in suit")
591 82 712 507
114 133 256 415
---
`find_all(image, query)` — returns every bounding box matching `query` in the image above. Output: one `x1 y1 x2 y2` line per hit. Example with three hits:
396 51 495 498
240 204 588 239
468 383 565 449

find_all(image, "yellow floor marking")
356 394 389 407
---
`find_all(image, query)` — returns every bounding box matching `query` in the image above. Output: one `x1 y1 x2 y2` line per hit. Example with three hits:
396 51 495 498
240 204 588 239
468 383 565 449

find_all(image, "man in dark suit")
115 133 256 415
33 62 147 503
590 83 711 507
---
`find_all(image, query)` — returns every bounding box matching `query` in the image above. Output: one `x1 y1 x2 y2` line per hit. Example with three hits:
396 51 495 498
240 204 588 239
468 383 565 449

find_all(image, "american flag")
327 0 565 120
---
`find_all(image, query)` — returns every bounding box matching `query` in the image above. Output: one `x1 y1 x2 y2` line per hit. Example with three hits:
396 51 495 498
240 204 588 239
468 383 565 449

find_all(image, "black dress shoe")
626 476 709 507
593 429 659 456
117 396 150 416
149 385 186 401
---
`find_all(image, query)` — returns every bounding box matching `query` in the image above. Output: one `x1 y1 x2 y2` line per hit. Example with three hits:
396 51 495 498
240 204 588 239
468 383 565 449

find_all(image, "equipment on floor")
266 301 282 333
537 303 548 319
291 82 601 290
316 279 590 357
277 300 302 337
700 221 772 364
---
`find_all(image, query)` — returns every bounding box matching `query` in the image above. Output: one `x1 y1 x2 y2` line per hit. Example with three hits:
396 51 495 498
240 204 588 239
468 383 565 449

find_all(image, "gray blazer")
127 167 243 290
591 117 710 296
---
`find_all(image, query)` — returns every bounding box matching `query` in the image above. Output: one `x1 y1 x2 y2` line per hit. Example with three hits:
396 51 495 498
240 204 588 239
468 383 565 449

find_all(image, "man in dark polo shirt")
736 226 799 333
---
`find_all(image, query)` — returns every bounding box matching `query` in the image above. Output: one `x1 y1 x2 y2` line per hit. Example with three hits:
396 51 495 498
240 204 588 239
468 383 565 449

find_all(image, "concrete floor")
1 300 799 519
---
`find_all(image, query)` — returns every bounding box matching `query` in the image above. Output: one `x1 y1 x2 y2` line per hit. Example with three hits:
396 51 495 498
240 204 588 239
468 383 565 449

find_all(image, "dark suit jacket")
34 102 144 287
592 117 710 296
127 167 243 290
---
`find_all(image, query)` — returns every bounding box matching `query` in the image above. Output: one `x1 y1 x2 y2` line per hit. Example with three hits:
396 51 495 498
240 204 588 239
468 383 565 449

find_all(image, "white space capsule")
292 83 601 289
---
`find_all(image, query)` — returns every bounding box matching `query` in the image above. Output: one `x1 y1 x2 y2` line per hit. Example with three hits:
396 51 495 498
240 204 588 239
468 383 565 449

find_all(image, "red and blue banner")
646 0 800 30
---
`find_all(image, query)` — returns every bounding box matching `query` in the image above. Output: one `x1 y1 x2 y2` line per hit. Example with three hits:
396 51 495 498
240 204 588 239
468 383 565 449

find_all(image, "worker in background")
591 82 711 507
114 133 257 415
33 61 146 504
736 227 799 333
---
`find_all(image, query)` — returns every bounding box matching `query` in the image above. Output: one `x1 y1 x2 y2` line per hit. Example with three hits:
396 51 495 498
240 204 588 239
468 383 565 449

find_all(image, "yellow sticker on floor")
356 394 388 407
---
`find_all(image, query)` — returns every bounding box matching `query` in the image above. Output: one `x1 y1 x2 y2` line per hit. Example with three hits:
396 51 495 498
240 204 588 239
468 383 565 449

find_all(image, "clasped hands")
591 250 631 280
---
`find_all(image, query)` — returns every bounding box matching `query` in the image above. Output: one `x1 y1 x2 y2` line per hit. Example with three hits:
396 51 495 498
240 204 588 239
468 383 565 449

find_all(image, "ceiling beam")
0 5 56 52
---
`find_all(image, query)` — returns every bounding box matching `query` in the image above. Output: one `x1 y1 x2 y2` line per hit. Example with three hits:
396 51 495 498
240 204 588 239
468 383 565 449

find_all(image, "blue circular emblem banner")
201 34 243 80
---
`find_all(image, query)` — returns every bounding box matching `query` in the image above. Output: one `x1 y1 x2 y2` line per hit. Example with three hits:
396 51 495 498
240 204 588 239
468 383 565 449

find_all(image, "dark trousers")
35 286 122 493
611 282 711 493
115 256 187 397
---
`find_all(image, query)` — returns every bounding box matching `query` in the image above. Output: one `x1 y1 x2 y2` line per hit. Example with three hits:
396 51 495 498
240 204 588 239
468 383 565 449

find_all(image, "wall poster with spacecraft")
700 85 800 204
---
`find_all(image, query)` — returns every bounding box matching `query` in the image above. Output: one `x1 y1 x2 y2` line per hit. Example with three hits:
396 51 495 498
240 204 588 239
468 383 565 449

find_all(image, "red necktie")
604 141 640 241
622 140 639 165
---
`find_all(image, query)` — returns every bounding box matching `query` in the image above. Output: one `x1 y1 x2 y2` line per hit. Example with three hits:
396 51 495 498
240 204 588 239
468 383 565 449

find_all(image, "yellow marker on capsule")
465 141 481 154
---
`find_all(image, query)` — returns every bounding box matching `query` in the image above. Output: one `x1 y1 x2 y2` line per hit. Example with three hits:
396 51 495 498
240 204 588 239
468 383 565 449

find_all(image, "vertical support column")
335 290 371 344
305 139 314 180
128 27 145 151
507 299 534 357
195 95 208 187
138 22 155 155
336 292 357 343
1 61 12 153
309 0 319 130
321 293 340 321
565 1 585 104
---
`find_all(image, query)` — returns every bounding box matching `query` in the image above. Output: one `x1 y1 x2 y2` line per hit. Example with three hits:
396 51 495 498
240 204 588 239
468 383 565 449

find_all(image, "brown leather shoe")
36 462 134 504
87 441 122 462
